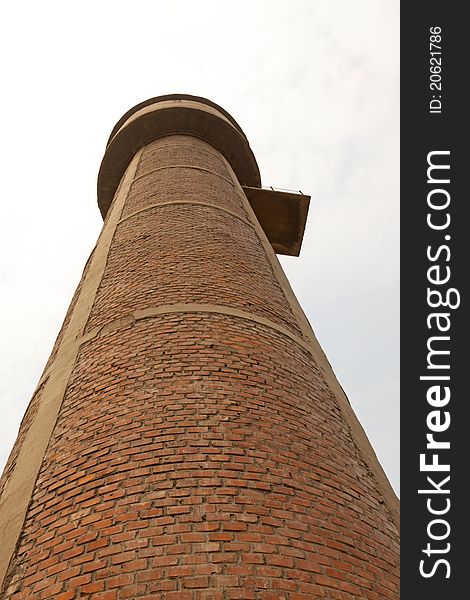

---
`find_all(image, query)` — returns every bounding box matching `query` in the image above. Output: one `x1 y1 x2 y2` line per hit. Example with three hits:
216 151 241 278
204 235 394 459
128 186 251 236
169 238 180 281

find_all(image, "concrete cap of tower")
98 94 261 219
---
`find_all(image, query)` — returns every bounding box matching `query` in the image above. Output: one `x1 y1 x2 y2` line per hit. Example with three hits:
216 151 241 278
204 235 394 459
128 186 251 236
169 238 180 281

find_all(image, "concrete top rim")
108 94 248 146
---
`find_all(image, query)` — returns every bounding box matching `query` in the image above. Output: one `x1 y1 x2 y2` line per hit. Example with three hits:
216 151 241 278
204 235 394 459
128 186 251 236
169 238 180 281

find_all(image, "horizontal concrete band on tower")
0 96 399 599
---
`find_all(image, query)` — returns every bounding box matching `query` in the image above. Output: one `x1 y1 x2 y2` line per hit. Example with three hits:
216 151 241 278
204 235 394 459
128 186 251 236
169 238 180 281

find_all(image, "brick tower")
0 95 399 599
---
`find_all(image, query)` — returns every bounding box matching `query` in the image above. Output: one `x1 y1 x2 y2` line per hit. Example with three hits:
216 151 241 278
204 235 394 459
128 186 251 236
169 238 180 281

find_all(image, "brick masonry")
0 120 399 598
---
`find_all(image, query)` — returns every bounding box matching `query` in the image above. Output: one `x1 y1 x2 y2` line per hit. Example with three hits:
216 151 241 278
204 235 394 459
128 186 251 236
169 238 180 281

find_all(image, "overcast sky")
0 0 399 493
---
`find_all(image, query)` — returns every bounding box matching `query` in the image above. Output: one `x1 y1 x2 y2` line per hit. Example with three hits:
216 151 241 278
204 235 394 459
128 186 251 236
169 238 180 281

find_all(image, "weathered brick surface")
0 134 399 598
86 203 300 336
121 137 248 220
87 137 299 336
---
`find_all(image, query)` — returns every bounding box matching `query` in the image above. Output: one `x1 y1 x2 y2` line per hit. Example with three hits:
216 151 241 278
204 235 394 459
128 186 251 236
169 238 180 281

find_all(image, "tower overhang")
98 94 310 256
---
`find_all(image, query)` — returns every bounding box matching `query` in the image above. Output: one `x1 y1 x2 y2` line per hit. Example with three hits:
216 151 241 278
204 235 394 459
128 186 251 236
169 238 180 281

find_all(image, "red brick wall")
1 135 399 599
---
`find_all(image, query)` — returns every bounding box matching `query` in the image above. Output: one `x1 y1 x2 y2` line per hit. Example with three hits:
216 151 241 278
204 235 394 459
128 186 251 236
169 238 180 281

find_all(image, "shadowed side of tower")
0 95 399 599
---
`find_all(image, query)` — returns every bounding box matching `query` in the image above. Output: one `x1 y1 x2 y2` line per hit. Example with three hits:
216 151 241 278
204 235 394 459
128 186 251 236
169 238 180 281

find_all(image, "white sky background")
0 1 399 493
